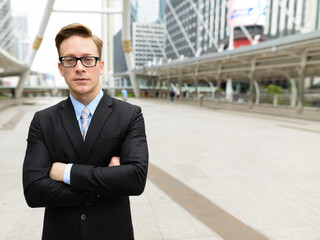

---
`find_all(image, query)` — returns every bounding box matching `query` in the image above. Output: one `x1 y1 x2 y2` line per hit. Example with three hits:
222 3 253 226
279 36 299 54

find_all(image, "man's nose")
75 59 85 70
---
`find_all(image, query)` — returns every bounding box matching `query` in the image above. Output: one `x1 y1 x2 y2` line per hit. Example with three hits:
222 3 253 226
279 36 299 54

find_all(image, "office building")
12 12 29 62
132 22 165 68
113 30 127 74
163 0 320 60
0 0 14 55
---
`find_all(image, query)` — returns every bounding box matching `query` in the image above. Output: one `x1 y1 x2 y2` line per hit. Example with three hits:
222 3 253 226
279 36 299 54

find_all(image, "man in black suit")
23 23 148 240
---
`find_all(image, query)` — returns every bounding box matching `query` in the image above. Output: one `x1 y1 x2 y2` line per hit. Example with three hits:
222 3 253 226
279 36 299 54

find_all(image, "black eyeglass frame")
59 56 101 68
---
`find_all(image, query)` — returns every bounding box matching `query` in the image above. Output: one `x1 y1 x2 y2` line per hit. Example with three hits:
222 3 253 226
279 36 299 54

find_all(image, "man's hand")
108 156 120 167
49 162 67 182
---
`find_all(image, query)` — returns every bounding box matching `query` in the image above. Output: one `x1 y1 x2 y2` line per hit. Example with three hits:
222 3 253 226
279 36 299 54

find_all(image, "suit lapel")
79 93 114 164
60 98 83 160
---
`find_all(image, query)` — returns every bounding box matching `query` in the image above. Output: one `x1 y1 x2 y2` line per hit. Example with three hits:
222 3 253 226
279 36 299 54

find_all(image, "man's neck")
70 91 101 106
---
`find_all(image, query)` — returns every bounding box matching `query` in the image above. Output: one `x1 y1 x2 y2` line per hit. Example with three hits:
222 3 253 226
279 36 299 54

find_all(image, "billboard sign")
228 0 266 27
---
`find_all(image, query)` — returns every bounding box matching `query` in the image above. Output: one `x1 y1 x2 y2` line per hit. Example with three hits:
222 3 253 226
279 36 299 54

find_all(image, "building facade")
12 12 29 62
163 0 320 61
0 0 14 55
132 22 165 68
113 30 128 74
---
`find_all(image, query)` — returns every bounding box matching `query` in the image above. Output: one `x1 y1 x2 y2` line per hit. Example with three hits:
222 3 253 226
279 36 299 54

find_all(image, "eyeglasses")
59 56 101 68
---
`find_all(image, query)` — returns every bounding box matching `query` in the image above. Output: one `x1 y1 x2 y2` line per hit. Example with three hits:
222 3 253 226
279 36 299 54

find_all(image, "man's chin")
71 87 91 95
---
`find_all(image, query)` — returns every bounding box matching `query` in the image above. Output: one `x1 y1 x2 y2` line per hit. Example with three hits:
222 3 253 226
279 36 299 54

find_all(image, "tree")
266 84 283 106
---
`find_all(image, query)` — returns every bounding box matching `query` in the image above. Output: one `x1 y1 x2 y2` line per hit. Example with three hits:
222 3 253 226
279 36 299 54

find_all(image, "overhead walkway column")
122 0 140 97
216 63 222 105
178 71 182 99
248 58 256 109
15 0 55 98
290 78 297 107
226 78 233 102
204 77 215 99
283 72 298 107
297 53 307 113
253 80 260 104
166 73 170 99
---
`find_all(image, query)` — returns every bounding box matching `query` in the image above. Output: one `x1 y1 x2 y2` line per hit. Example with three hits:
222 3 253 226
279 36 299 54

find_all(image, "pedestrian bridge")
133 30 320 114
0 47 28 77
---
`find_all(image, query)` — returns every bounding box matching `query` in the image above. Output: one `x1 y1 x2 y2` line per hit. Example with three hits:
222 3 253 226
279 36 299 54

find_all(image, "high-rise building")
113 0 164 72
164 0 320 61
113 30 127 74
164 0 200 60
132 22 165 68
159 0 166 21
12 12 29 62
0 0 14 55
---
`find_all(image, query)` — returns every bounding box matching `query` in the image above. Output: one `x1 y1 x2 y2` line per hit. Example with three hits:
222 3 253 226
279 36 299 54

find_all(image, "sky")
10 0 159 86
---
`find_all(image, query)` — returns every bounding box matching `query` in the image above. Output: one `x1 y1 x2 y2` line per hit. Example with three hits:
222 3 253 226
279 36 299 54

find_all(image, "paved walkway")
0 97 319 240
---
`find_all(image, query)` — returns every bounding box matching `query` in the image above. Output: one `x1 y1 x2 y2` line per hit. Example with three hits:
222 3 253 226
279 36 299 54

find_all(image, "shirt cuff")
63 163 73 185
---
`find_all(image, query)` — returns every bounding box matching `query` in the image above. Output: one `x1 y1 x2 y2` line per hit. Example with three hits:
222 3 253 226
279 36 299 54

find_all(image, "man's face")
58 36 104 101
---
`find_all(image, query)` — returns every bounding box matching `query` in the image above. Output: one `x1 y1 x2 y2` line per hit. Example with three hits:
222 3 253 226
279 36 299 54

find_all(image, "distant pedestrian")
175 88 180 100
121 88 128 101
170 88 175 103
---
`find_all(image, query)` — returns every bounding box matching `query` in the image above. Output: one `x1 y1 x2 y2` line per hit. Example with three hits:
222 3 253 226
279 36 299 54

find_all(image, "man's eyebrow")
61 53 97 57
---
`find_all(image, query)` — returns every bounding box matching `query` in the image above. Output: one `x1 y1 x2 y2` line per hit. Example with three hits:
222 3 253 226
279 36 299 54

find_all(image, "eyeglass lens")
62 57 97 67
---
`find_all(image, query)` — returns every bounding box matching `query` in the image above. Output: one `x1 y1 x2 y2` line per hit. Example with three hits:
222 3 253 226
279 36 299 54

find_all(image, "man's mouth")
74 78 89 82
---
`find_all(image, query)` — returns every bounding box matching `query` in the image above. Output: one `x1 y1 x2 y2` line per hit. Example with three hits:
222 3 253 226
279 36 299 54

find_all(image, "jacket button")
81 214 86 220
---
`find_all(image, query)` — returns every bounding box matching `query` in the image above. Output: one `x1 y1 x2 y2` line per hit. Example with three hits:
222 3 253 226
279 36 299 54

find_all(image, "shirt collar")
70 89 103 120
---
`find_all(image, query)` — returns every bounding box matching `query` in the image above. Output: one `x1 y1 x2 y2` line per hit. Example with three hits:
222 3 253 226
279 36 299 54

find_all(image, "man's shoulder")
110 96 140 111
36 98 68 117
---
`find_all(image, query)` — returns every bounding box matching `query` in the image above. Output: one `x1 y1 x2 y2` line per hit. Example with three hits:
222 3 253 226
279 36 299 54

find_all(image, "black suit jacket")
23 92 148 240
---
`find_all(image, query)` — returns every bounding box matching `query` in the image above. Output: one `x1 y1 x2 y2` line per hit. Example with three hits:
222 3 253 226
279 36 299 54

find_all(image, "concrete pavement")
0 97 319 240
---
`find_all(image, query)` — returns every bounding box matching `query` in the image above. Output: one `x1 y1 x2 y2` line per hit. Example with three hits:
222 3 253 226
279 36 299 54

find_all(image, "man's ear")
58 62 64 77
99 60 104 75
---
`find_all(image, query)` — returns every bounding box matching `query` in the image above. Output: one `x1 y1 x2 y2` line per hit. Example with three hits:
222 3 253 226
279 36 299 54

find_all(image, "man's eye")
66 58 75 63
84 58 93 62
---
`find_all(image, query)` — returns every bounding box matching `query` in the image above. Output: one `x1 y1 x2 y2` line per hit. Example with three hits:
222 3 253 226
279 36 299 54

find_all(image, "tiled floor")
0 97 320 240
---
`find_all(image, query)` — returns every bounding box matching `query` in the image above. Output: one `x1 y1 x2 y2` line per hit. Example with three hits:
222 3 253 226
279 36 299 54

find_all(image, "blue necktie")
80 107 90 140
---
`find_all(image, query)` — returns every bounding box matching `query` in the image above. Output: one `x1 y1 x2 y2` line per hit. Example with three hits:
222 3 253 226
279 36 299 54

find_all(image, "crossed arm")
49 157 120 182
23 107 148 208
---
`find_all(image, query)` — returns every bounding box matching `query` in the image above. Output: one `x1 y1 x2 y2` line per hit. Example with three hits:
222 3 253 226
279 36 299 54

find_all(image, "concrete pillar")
157 78 161 98
297 53 307 113
203 77 215 99
208 81 215 99
102 0 114 94
297 74 305 114
249 75 254 108
15 0 56 98
226 78 233 102
194 77 198 99
216 63 222 105
167 78 170 99
248 58 256 109
216 76 221 105
122 0 140 97
290 78 297 107
253 80 260 104
177 71 182 100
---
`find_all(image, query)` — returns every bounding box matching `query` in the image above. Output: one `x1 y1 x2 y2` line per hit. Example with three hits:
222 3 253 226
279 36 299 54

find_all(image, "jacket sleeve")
70 106 149 196
23 112 96 208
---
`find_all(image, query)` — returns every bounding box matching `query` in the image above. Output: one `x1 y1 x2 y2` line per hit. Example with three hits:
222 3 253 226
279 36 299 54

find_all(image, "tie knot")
81 107 90 119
